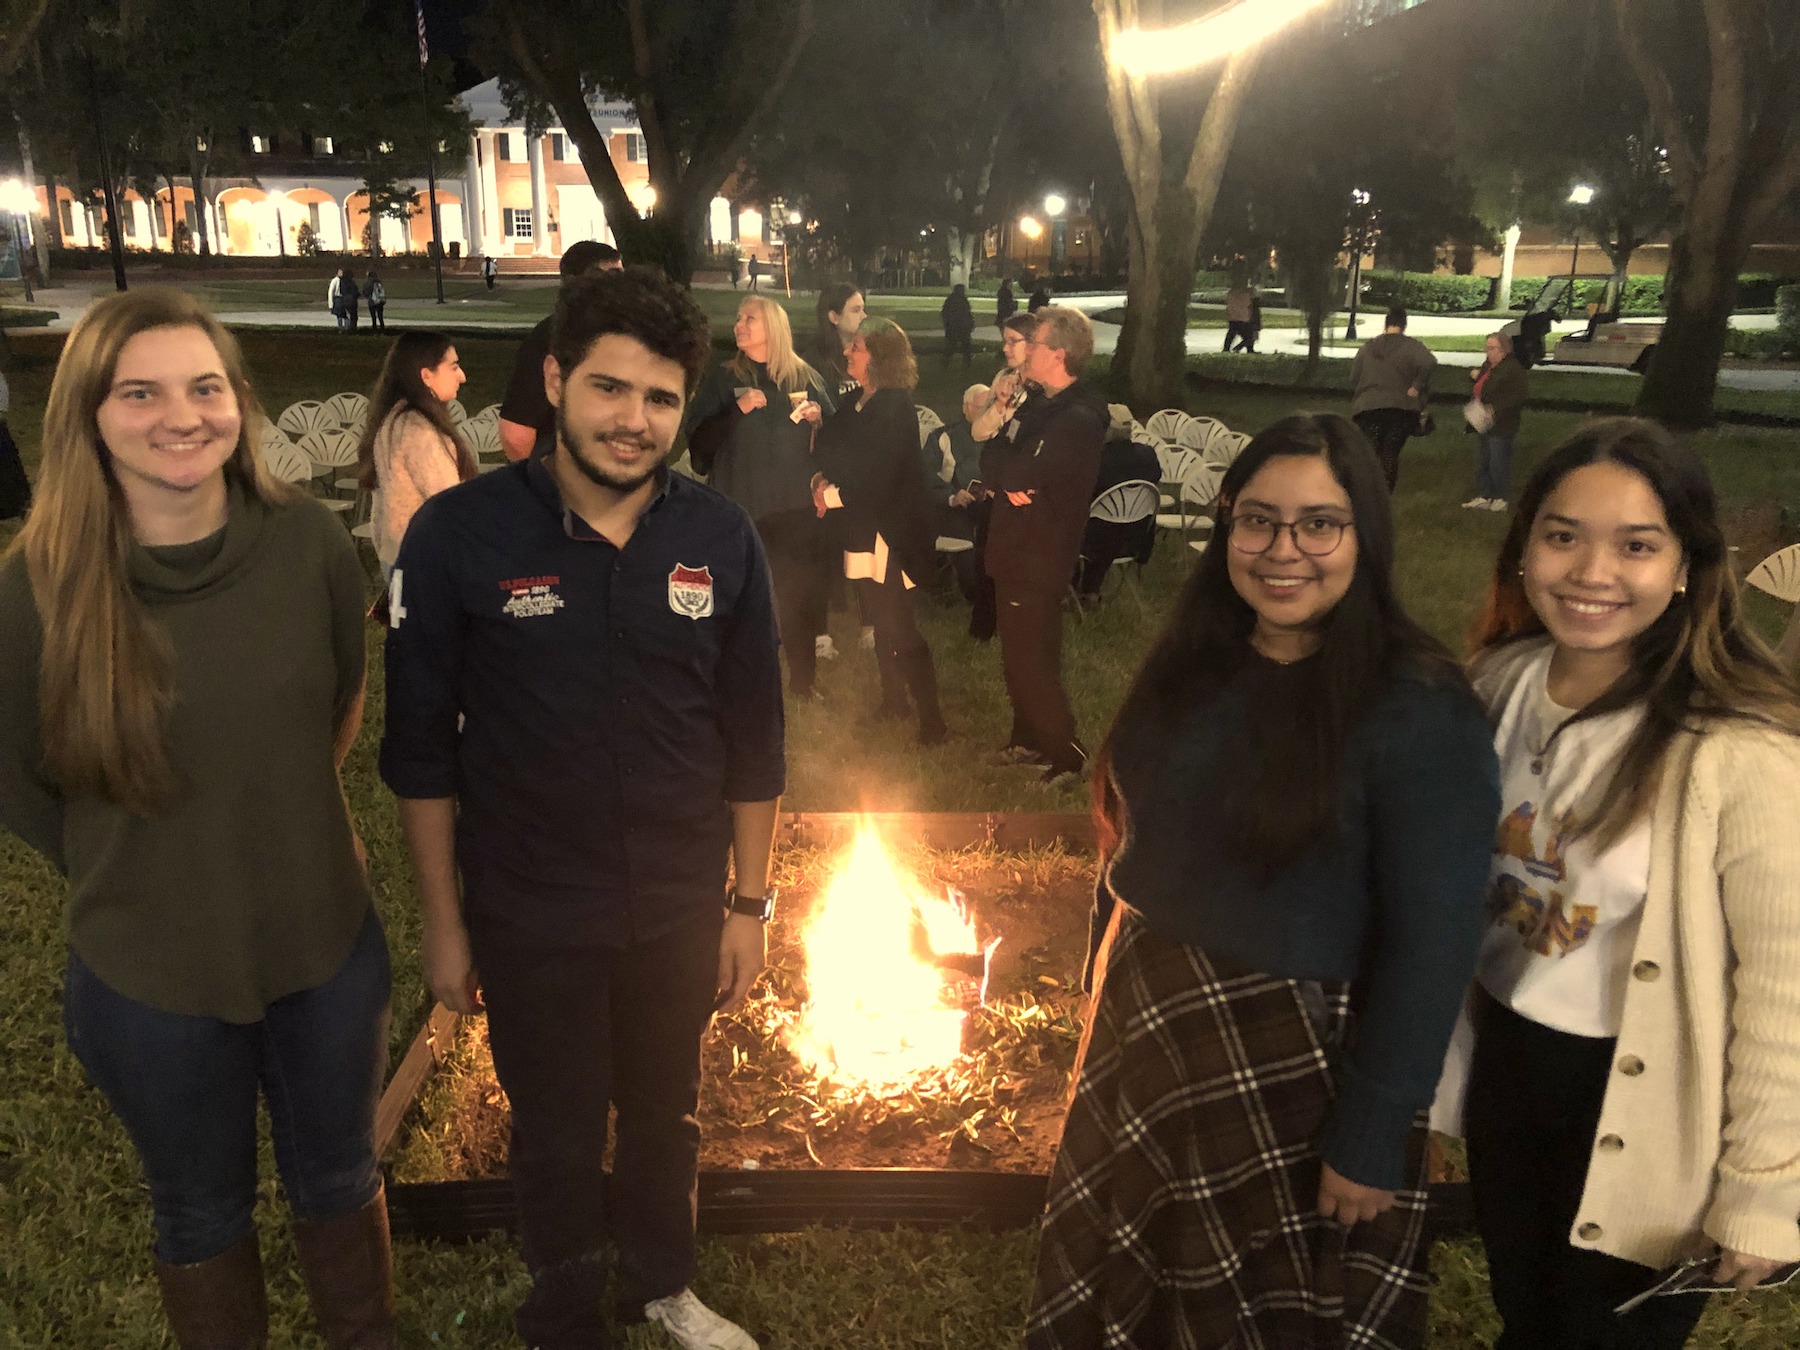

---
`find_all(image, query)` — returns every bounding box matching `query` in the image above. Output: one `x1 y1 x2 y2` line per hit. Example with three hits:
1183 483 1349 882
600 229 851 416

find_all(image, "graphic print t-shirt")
1476 645 1651 1038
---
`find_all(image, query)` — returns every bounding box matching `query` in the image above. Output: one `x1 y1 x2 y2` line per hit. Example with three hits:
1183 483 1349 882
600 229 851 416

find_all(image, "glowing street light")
1567 183 1596 302
1043 193 1067 218
1017 215 1045 241
1568 183 1596 207
786 209 803 225
1109 0 1332 77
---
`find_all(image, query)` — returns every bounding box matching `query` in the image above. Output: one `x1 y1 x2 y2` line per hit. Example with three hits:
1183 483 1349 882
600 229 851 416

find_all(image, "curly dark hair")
549 267 712 393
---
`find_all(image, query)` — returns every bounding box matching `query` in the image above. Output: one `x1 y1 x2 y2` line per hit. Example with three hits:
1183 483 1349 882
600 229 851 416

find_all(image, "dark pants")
0 416 31 519
1224 320 1255 352
944 332 973 367
1465 989 1707 1350
62 909 391 1265
346 301 360 332
1353 408 1417 491
996 583 1082 771
470 911 722 1350
867 566 944 734
367 302 386 331
756 510 830 696
1075 520 1154 598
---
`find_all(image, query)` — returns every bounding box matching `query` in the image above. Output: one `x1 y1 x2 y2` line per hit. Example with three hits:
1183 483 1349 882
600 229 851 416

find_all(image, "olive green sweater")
0 484 372 1022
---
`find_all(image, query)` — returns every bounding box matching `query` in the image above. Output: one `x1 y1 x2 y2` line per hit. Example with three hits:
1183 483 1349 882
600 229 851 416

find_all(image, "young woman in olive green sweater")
0 289 394 1349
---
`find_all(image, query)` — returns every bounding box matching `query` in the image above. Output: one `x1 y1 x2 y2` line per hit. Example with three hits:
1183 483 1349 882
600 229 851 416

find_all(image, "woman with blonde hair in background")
0 288 395 1348
357 329 477 581
687 294 833 699
1438 417 1800 1347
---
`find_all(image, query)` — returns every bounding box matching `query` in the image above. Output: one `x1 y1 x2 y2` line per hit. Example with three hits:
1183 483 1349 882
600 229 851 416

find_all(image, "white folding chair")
1081 479 1162 607
259 438 317 486
298 428 359 511
916 404 945 448
325 392 369 429
277 400 334 438
1154 460 1223 543
1747 544 1800 603
444 398 468 426
463 418 504 461
1155 446 1198 509
1144 408 1191 445
1207 429 1251 466
1176 416 1223 454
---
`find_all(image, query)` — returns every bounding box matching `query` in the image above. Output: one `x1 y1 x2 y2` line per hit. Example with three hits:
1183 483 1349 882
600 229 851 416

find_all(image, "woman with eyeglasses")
1027 413 1499 1349
1436 418 1800 1347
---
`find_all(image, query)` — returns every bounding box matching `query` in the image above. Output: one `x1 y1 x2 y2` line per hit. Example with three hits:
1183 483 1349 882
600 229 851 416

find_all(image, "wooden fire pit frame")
376 811 1474 1243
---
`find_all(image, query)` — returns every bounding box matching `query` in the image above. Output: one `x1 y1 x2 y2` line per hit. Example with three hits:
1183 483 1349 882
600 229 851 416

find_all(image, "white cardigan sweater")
1435 639 1800 1268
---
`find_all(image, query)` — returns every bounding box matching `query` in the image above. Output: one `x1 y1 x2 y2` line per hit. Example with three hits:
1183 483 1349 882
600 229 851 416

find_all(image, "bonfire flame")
791 822 999 1088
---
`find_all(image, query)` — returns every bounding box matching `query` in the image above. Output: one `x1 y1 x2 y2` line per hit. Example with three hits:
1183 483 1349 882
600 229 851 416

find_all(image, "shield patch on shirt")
668 563 714 619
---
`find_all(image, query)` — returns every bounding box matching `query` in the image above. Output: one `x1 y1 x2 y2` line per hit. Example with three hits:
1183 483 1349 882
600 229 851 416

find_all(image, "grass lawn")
3 331 1799 1345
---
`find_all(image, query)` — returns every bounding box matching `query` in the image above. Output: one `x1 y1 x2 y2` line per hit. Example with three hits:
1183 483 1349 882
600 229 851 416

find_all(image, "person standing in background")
497 241 622 462
686 296 833 702
1223 281 1256 352
357 332 476 582
1463 331 1529 513
940 283 976 369
995 278 1018 329
1351 306 1437 491
483 254 498 289
0 361 30 520
985 306 1108 783
364 271 387 332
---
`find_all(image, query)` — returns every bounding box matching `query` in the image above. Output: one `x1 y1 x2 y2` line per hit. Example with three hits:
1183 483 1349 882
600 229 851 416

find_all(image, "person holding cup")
688 296 834 700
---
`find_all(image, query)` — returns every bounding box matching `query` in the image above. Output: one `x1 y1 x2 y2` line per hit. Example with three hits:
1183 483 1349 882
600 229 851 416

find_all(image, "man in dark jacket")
986 306 1107 783
1350 305 1436 490
1073 411 1161 601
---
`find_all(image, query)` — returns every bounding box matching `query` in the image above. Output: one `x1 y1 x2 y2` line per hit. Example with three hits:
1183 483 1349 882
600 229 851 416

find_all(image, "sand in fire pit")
388 846 1096 1184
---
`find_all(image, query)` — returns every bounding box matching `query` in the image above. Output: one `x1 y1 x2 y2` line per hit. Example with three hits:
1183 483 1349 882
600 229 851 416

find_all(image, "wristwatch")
726 888 777 922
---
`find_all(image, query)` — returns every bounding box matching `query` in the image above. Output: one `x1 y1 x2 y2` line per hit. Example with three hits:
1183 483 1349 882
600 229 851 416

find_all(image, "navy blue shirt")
380 453 786 946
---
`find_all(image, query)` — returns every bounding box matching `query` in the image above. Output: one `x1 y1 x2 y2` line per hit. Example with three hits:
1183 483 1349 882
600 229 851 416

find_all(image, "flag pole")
417 0 446 304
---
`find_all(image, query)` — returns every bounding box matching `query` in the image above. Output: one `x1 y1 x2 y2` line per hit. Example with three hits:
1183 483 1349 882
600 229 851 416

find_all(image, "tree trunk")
188 147 211 258
1634 214 1745 426
1497 221 1521 313
17 122 49 281
1116 184 1206 407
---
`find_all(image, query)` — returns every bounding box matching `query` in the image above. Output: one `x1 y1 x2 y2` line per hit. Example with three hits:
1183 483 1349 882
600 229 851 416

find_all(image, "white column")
460 144 480 257
481 133 502 253
527 131 551 257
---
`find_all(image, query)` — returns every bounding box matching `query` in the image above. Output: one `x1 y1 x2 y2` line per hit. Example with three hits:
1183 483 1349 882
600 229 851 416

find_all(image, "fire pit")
378 812 1475 1243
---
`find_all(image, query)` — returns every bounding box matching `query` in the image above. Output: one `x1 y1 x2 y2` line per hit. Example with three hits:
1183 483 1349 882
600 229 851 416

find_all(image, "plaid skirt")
1026 910 1431 1350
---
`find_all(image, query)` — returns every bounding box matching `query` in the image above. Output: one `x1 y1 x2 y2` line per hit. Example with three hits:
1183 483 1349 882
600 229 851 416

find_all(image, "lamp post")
1343 187 1371 342
0 178 35 301
1566 183 1595 314
1044 193 1068 274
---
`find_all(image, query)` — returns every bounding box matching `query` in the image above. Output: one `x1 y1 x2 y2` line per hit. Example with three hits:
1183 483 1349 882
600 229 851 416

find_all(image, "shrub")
1722 328 1793 361
294 221 320 257
1776 285 1800 348
1193 269 1233 293
1362 270 1493 313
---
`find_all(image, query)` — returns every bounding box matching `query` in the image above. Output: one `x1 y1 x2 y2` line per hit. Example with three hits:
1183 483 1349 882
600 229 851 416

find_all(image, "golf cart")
1511 275 1661 373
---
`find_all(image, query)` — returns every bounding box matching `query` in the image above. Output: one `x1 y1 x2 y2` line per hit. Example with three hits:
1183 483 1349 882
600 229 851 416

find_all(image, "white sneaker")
1461 497 1491 510
1487 498 1508 512
815 634 839 661
858 626 876 651
644 1289 758 1350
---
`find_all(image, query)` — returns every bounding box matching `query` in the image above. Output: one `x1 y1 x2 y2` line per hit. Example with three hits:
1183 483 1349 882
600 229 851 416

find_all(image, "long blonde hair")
8 287 288 814
729 295 820 394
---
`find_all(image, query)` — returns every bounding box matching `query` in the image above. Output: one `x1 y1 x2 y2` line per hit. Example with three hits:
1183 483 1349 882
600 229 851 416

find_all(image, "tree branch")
1697 0 1749 191
679 0 817 214
623 0 673 194
1609 0 1699 200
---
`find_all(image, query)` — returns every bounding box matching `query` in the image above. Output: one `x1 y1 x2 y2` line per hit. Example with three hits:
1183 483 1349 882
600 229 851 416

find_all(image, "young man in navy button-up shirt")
382 269 783 1350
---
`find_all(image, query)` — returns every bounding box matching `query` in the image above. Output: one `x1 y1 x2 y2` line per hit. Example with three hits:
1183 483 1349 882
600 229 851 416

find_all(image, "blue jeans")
1475 432 1514 502
63 908 392 1264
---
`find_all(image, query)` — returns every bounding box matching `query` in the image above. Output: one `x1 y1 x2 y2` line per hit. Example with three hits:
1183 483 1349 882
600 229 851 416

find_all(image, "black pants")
756 510 830 696
1353 408 1417 491
996 583 1082 771
0 417 30 520
470 911 723 1350
867 565 944 735
944 332 973 367
1465 989 1707 1350
1224 320 1255 352
367 302 386 331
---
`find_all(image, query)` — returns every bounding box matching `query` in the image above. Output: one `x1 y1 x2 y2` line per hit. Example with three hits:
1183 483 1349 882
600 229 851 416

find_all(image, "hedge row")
1360 270 1494 313
1777 285 1800 346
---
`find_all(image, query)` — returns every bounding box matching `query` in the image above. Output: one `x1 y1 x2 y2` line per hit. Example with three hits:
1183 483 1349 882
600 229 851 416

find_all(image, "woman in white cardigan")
1437 417 1800 1348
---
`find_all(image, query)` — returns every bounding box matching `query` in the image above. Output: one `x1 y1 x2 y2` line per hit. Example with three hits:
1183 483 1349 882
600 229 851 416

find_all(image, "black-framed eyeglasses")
1228 512 1355 557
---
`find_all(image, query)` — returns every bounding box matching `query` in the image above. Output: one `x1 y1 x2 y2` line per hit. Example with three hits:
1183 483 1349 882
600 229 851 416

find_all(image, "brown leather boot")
154 1232 269 1349
292 1185 398 1349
